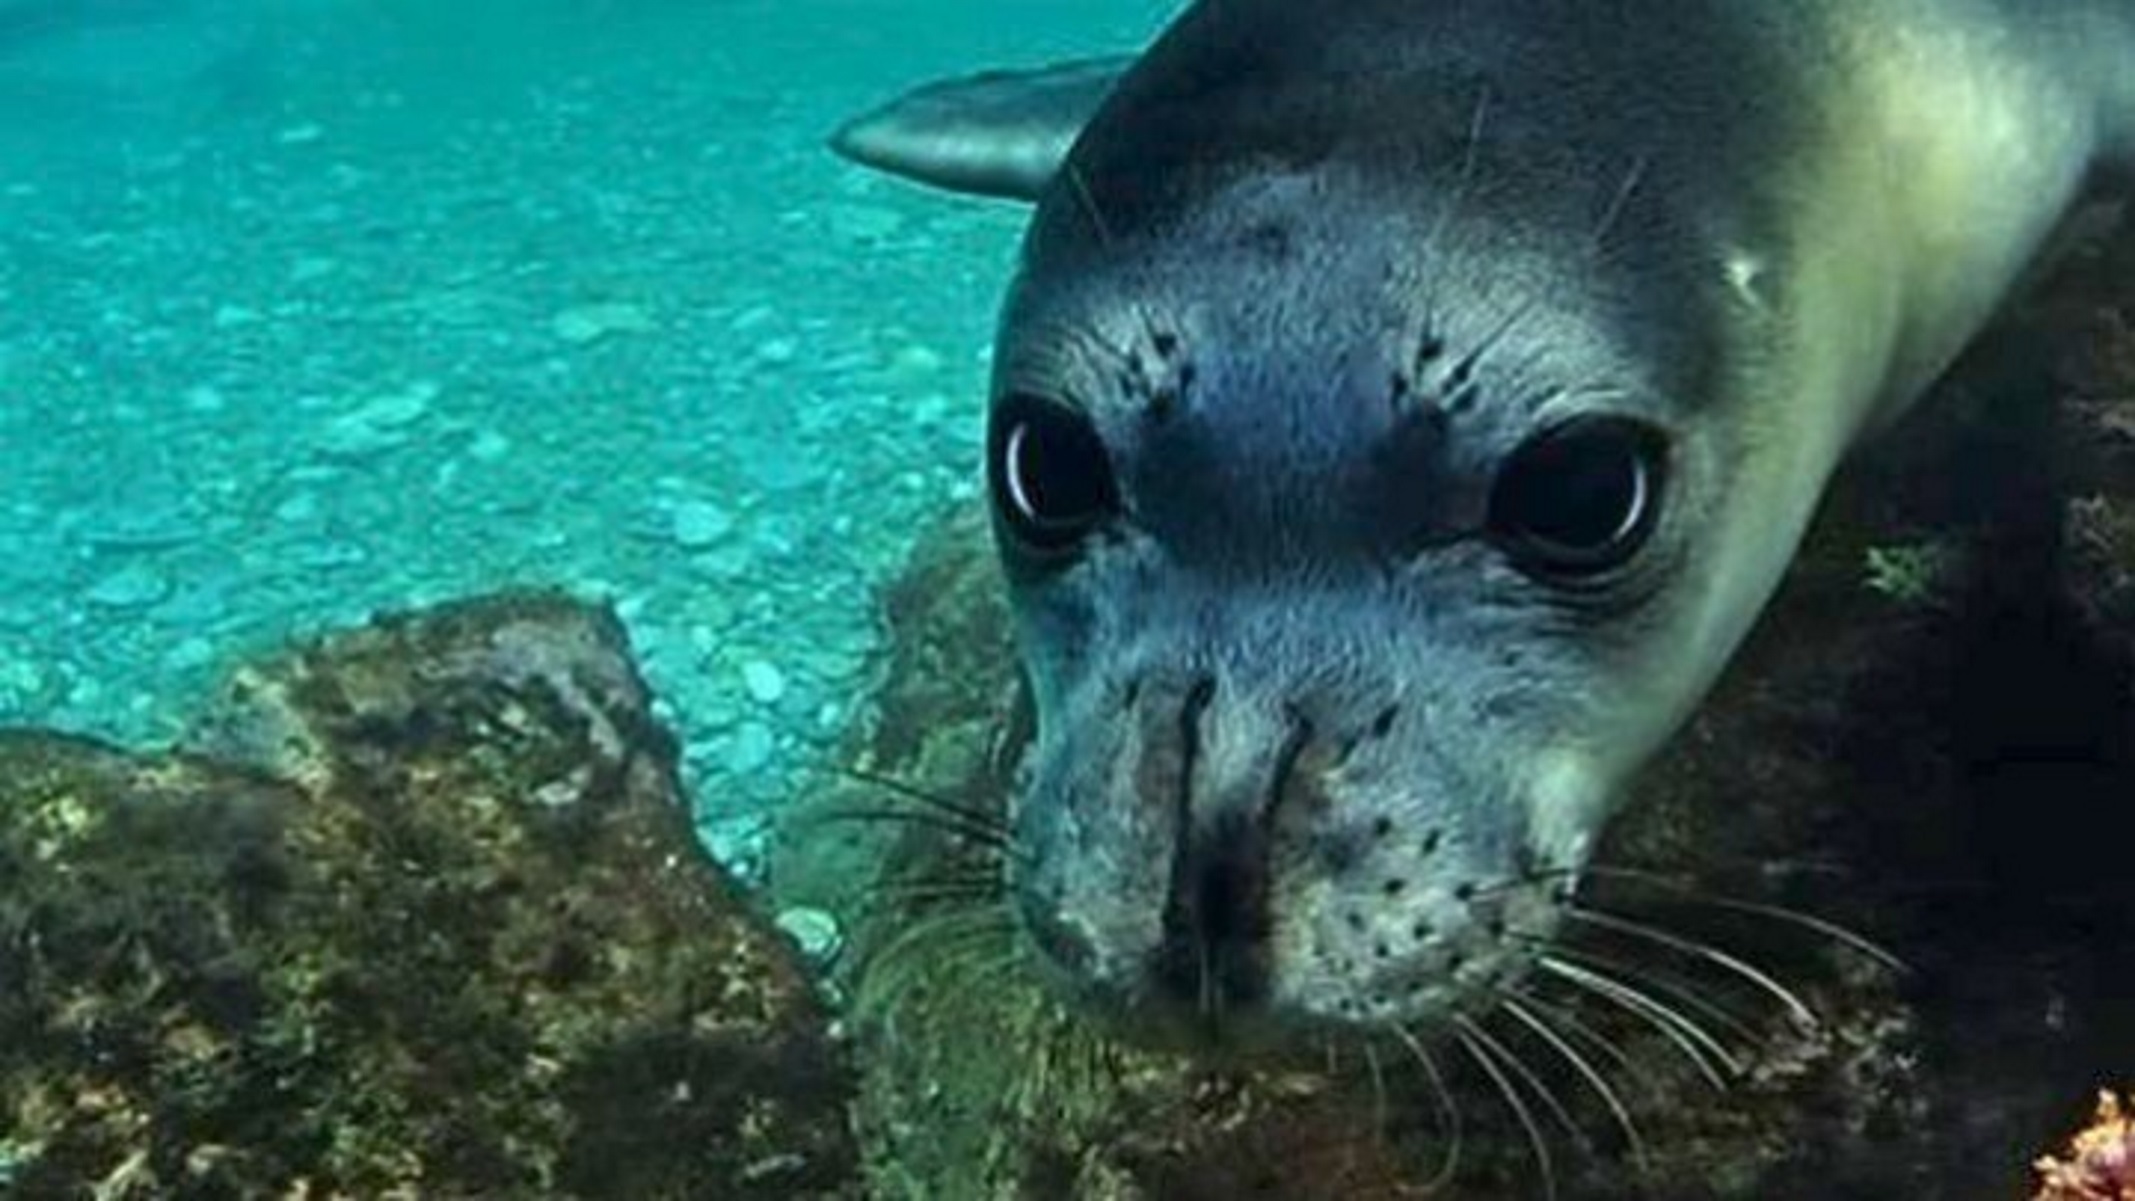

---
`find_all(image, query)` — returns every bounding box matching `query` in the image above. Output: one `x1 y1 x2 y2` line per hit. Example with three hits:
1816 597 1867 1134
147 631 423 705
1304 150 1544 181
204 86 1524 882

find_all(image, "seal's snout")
1010 655 1578 1042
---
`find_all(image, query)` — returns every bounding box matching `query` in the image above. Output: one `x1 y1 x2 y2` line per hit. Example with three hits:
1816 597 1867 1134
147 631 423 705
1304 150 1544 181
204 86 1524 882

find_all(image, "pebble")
315 381 438 459
298 540 368 569
888 344 944 379
912 392 952 425
551 301 655 345
741 659 786 705
467 430 512 462
81 510 195 553
691 547 754 581
212 304 261 330
823 202 905 243
0 654 46 708
289 256 338 283
774 907 844 965
669 500 734 549
86 564 173 610
274 492 320 524
162 637 217 673
724 720 776 774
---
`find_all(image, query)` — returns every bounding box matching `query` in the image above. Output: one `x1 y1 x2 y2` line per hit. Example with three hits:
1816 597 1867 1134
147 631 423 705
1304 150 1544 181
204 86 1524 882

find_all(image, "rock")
0 653 45 709
289 255 337 283
742 659 787 705
670 500 735 549
725 720 776 775
315 382 438 460
162 636 217 673
468 429 513 462
80 507 196 552
775 907 844 966
212 304 261 329
823 203 906 244
273 491 319 524
85 562 172 610
551 302 655 346
1 593 858 1197
886 343 944 380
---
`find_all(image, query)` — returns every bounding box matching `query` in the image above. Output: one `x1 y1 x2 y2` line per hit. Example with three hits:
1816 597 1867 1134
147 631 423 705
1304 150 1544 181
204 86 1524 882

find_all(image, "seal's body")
835 0 2135 1047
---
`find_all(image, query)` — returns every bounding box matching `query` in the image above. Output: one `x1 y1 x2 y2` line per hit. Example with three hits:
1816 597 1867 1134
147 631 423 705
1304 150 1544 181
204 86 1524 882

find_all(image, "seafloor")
0 0 1170 877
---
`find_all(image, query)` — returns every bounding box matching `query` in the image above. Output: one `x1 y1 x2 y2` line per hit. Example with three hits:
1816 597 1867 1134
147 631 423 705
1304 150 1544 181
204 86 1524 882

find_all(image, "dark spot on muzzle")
1153 812 1272 1009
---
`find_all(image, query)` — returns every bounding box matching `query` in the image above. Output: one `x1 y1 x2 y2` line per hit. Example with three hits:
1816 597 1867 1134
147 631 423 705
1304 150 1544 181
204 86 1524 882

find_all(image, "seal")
834 0 2135 1050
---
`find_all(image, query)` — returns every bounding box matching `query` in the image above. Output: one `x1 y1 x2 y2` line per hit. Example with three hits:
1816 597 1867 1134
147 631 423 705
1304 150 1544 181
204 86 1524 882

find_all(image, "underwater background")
4 3 2135 1198
0 0 1170 879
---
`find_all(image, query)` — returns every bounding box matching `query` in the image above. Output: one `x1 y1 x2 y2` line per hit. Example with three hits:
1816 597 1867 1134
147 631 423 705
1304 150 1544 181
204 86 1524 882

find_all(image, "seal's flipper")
829 56 1132 201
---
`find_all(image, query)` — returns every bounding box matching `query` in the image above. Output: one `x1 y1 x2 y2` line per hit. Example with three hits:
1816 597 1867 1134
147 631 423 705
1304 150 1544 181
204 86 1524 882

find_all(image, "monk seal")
832 0 2135 1052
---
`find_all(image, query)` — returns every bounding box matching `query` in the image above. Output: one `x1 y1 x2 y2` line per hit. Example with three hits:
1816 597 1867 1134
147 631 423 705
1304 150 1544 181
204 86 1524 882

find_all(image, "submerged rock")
1 593 857 1198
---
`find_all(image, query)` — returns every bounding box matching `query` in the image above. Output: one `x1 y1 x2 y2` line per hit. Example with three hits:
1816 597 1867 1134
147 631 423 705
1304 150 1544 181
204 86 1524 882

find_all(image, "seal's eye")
1489 415 1666 577
989 393 1120 554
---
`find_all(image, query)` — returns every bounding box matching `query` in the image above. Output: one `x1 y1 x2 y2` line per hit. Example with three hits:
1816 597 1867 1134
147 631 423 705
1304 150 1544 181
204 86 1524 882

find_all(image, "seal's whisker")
1587 151 1652 259
1566 906 1819 1029
865 875 1004 907
964 944 1035 987
1388 1022 1465 1192
1024 323 1129 378
856 907 1021 1019
1361 1038 1391 1147
869 908 1017 969
1501 994 1651 1177
1506 987 1665 1102
836 767 1013 835
1533 954 1738 1089
1529 940 1764 1050
817 806 1024 859
1454 1017 1559 1201
1064 161 1115 249
1576 865 1906 973
1464 1010 1586 1151
1423 81 1493 269
1197 940 1218 1026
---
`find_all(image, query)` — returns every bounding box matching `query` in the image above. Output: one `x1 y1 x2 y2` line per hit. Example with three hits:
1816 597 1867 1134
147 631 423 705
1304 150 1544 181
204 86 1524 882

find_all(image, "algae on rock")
0 593 858 1199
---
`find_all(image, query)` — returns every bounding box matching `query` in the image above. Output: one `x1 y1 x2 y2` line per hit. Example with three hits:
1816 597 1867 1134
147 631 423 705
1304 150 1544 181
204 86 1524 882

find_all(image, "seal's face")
987 169 1739 1049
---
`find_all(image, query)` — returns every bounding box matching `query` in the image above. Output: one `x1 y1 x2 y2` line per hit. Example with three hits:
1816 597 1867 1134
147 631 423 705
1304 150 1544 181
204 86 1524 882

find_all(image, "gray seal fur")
835 0 2135 1047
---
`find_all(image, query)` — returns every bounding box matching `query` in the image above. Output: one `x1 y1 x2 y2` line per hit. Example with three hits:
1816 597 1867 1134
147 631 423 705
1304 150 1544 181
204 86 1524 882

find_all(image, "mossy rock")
1 594 858 1199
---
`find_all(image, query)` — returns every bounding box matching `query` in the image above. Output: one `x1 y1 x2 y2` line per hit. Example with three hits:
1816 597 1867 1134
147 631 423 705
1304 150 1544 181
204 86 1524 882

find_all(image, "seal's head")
981 5 1837 1051
836 0 2135 1062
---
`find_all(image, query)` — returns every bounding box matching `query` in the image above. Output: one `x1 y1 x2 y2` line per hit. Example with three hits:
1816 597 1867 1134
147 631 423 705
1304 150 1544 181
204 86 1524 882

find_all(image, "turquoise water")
0 0 1169 874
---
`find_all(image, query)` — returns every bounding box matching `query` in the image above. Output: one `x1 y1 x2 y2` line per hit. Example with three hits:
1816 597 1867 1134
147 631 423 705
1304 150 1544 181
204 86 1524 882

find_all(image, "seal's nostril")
1155 815 1272 1007
1369 705 1400 739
